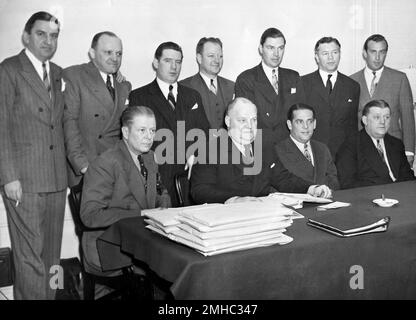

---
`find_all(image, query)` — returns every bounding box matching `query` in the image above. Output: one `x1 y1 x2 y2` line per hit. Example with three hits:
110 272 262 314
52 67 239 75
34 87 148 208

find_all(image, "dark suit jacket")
191 135 310 204
350 67 415 153
299 70 360 157
80 140 171 274
275 138 340 190
335 129 414 189
63 62 132 187
129 79 210 206
180 73 234 129
0 50 67 192
235 63 302 149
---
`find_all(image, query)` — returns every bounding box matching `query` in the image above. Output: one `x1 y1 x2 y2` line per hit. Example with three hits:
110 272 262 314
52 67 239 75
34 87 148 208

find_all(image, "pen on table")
15 200 19 207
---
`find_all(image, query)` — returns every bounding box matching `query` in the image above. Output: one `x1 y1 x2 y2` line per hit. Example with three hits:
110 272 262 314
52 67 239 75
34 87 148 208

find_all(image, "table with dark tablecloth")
97 181 416 299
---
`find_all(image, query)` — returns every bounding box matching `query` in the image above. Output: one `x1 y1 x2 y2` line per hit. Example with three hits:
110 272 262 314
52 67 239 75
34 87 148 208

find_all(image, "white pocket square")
270 163 276 168
125 98 129 106
291 88 296 94
191 103 199 110
348 99 352 102
61 79 66 91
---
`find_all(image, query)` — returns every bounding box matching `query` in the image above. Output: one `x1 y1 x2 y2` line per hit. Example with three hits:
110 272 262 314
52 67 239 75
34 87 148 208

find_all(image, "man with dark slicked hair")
0 11 67 299
63 31 131 188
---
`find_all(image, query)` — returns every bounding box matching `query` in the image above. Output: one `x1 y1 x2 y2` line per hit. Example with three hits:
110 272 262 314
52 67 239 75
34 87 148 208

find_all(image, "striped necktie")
210 79 217 95
370 71 377 97
42 62 51 98
168 85 176 109
272 69 279 95
376 139 386 163
106 74 115 101
304 143 313 165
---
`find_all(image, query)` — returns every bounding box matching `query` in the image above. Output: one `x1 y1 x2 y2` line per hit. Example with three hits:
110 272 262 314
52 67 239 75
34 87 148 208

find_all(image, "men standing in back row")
129 42 210 206
299 37 360 157
0 12 67 300
350 34 415 167
63 31 131 188
235 28 302 154
181 37 234 129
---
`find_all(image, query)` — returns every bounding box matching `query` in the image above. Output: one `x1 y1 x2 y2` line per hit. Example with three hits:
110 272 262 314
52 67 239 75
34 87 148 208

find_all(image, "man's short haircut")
260 28 286 46
196 37 223 54
154 42 183 61
287 103 316 121
314 37 341 52
226 97 257 116
24 11 59 34
363 34 388 51
362 99 391 117
91 31 119 49
121 106 155 128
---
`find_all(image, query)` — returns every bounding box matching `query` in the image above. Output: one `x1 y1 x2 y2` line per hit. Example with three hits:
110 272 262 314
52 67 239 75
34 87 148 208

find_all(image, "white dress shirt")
290 135 315 166
199 72 218 92
370 136 396 181
25 49 49 82
364 66 383 94
261 61 278 88
157 77 178 101
99 70 114 87
318 69 338 88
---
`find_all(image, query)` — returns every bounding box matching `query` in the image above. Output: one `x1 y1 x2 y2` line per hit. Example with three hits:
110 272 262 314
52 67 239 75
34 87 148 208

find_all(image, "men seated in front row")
275 103 340 190
80 106 171 279
190 97 332 204
336 99 414 189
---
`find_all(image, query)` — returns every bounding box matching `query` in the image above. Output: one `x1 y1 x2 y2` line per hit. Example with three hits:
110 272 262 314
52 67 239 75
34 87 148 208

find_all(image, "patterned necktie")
272 69 279 95
304 143 312 164
376 139 386 163
168 85 176 109
242 144 254 165
326 74 333 95
370 71 377 97
137 154 148 193
106 74 115 101
42 62 51 98
210 79 217 95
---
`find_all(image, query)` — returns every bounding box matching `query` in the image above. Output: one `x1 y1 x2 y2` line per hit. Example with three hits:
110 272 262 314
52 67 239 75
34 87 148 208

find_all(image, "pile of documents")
142 200 302 256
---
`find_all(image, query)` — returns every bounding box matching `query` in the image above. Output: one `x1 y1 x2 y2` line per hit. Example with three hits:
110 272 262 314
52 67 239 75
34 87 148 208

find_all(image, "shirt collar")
261 61 279 83
25 48 49 79
156 77 178 100
199 72 218 90
365 65 384 79
229 134 252 156
290 135 310 150
318 69 338 86
99 70 114 86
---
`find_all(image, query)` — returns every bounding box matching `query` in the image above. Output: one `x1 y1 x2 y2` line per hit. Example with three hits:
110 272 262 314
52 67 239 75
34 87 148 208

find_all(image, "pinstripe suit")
0 50 67 299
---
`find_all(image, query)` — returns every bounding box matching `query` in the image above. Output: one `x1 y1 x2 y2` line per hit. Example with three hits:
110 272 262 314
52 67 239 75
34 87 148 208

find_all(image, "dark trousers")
2 190 66 300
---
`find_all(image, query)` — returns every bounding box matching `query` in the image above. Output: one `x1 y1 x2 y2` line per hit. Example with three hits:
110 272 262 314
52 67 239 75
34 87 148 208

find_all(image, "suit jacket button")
98 135 102 139
49 145 53 150
39 108 44 112
94 114 99 117
50 125 54 130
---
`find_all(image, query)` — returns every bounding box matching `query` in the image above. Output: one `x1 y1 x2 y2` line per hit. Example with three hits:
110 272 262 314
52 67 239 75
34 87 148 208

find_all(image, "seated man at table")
80 106 171 291
275 103 340 190
190 97 332 204
336 99 415 189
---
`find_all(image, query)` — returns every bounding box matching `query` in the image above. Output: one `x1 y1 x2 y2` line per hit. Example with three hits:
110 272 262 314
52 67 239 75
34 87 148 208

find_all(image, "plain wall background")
1 0 416 89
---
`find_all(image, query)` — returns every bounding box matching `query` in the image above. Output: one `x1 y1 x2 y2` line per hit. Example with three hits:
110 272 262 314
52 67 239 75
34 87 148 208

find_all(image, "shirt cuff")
405 151 414 156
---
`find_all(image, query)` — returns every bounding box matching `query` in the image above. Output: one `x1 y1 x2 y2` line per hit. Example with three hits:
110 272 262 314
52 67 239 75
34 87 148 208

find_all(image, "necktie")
272 69 279 95
42 62 51 98
304 143 313 164
137 154 148 183
168 85 176 109
106 74 115 101
242 144 254 165
326 74 333 95
376 139 386 163
210 79 217 95
370 71 377 97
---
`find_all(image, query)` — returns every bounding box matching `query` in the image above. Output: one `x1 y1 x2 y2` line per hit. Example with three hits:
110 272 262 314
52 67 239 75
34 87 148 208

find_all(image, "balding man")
63 31 131 188
191 97 332 204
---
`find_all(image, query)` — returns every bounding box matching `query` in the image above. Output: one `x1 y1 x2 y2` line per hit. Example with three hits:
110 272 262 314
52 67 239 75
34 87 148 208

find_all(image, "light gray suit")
63 62 132 187
0 50 67 299
350 66 415 153
180 73 234 129
275 138 340 190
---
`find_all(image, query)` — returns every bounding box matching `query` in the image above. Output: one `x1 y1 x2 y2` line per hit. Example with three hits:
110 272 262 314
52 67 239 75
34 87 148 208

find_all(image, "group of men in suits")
1 10 415 300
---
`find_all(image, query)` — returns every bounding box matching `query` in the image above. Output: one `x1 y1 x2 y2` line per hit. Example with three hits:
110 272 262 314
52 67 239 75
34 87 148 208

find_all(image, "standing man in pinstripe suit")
0 12 67 300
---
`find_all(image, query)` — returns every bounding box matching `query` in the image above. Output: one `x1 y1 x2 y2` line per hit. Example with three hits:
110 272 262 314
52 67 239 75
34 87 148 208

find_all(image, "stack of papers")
142 201 301 256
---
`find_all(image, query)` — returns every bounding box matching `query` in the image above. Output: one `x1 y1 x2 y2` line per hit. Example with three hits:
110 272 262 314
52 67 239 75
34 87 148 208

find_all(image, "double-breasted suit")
81 141 170 275
0 50 67 299
350 67 415 154
275 138 340 190
63 62 132 187
299 70 360 157
129 79 210 206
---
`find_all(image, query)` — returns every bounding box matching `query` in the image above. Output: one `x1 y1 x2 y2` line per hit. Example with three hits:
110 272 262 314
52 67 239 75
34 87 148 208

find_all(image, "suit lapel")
84 62 114 115
360 131 391 179
311 70 330 103
119 142 148 209
357 69 371 100
255 64 277 106
49 63 62 121
384 134 400 179
18 51 51 109
285 138 314 177
149 79 176 131
310 140 322 183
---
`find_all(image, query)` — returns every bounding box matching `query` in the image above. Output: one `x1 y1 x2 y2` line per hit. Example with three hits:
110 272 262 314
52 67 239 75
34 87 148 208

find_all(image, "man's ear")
22 31 29 47
88 48 95 61
362 115 368 127
196 53 202 65
152 58 159 71
313 119 317 130
224 115 230 128
121 126 129 140
362 49 368 61
286 120 292 131
258 44 263 57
